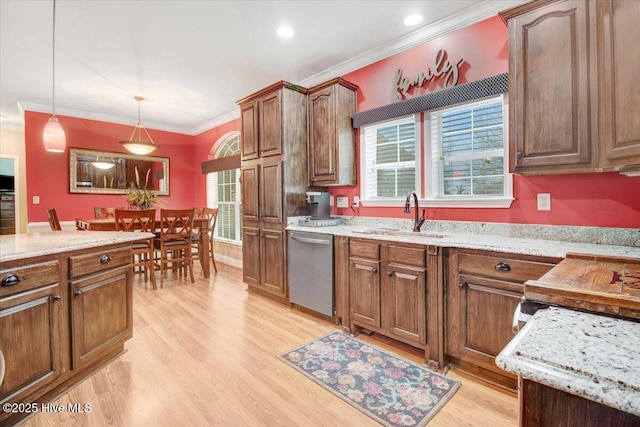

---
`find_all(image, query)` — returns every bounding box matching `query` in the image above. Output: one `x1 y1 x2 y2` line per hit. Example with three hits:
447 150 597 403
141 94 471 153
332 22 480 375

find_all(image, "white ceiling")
0 0 525 135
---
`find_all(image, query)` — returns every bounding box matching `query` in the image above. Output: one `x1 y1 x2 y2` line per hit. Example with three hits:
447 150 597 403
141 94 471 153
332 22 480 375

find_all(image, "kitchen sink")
353 228 447 238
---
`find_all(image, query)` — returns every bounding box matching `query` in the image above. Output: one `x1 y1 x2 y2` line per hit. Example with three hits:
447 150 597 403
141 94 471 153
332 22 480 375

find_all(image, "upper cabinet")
501 0 640 175
308 78 358 186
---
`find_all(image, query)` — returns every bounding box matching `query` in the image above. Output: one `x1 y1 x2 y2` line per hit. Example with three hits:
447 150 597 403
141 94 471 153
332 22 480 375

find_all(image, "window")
206 133 242 243
361 116 420 203
360 95 512 208
426 95 512 206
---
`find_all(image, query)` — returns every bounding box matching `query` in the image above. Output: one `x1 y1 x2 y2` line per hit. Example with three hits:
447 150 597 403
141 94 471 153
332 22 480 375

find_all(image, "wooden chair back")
158 209 194 242
202 208 218 239
94 207 117 219
47 208 61 231
114 209 156 233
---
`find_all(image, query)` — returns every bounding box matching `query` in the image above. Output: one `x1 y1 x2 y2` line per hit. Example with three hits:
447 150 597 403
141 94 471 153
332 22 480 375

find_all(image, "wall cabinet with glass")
238 81 308 302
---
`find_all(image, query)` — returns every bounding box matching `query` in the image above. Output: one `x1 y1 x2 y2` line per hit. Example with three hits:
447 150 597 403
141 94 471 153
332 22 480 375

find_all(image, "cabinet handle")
387 271 394 277
516 152 523 164
75 290 83 297
372 268 378 273
459 282 468 289
0 350 5 387
100 254 112 264
495 262 511 272
0 273 20 287
53 295 62 301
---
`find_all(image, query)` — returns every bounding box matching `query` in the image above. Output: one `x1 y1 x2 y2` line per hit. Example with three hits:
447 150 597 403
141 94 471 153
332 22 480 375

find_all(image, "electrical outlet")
336 196 348 208
33 196 40 204
353 196 360 206
537 193 551 211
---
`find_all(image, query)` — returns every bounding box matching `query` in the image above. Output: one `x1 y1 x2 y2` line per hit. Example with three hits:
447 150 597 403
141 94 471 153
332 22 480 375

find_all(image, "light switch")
336 196 348 208
537 193 551 211
33 196 40 204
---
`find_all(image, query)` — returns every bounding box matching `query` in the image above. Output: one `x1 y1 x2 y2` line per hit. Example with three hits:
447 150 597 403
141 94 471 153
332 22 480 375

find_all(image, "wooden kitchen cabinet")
501 0 640 175
0 261 63 412
308 78 358 186
0 193 15 235
446 249 559 388
0 241 136 426
349 238 443 369
237 81 308 303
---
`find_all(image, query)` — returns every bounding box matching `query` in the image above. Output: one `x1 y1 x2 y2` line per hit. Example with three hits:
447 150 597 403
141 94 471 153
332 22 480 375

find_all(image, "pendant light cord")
52 0 57 117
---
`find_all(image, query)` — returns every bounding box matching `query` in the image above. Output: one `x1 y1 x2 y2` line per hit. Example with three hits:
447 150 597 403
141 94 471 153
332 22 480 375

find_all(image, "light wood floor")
23 263 518 426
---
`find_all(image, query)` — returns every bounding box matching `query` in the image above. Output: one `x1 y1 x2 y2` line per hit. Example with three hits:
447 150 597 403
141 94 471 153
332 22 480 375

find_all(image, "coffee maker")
306 190 331 219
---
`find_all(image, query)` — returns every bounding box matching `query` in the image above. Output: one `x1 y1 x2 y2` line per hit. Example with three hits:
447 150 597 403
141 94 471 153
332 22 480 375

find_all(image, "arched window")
206 133 242 243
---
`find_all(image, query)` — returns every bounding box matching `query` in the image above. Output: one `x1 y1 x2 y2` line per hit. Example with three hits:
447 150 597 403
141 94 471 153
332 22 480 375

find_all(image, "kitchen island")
0 231 152 426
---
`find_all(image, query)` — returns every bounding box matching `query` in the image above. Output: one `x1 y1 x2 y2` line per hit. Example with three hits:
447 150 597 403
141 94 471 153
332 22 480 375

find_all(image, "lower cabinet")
349 238 442 368
445 249 559 388
243 222 287 301
0 242 134 426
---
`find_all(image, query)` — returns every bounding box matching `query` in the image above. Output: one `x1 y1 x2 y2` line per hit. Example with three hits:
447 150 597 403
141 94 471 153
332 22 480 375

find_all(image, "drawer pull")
75 290 83 297
459 282 468 289
100 254 112 264
1 273 20 287
387 271 394 277
53 295 62 301
372 268 378 273
495 262 511 272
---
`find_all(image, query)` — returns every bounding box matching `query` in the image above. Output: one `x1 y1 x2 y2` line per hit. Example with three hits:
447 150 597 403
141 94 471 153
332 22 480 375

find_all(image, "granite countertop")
0 231 155 263
286 220 640 259
496 307 640 416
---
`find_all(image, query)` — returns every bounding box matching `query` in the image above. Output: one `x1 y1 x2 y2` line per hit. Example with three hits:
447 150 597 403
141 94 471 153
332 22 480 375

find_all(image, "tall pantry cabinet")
238 81 308 302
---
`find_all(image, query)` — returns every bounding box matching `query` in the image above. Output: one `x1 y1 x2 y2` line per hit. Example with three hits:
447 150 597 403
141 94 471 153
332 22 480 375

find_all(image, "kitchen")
1 0 640 426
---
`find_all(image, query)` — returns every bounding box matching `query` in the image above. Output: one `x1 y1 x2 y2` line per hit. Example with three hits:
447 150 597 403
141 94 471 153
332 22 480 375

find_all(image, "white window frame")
424 95 513 208
360 115 422 207
206 133 242 244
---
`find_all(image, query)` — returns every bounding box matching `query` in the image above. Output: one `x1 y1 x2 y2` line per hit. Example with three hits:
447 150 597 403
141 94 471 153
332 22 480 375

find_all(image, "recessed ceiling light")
277 26 294 38
404 14 423 26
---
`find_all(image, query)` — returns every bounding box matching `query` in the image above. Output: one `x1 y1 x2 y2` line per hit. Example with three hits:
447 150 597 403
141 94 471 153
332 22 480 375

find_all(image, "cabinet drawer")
0 201 15 209
0 261 60 298
458 251 556 283
1 209 15 218
387 244 425 268
0 195 14 201
69 247 131 278
350 239 379 260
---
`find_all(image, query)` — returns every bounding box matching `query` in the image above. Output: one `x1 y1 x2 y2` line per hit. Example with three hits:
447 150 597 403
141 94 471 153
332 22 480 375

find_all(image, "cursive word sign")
394 49 464 100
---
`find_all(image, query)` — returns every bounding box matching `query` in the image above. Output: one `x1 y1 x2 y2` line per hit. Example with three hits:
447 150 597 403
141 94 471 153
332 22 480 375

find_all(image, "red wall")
329 16 640 228
25 111 196 223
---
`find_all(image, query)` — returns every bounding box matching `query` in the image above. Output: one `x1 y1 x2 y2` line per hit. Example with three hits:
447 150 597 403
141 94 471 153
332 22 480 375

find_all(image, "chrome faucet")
404 191 425 232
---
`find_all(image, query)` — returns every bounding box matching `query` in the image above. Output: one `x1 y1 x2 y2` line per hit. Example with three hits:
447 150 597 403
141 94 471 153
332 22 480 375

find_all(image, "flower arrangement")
125 166 158 209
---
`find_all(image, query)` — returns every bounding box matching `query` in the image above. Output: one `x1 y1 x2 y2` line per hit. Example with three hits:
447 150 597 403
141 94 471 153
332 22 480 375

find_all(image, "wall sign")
394 49 464 100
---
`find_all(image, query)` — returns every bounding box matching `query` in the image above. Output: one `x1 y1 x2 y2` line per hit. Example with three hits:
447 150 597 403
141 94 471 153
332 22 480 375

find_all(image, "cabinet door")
70 266 132 369
597 0 640 168
349 258 381 328
510 0 592 172
447 274 522 371
241 102 259 160
241 162 259 221
0 282 63 410
259 157 283 224
242 224 260 287
383 264 426 346
309 86 336 184
258 90 282 158
260 229 285 297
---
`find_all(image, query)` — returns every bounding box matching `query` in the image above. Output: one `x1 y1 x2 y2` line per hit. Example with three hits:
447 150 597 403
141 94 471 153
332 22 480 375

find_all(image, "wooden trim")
236 80 308 105
200 154 241 174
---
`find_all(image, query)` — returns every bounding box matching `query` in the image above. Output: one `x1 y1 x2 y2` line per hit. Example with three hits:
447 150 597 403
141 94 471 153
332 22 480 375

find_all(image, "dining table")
75 216 212 278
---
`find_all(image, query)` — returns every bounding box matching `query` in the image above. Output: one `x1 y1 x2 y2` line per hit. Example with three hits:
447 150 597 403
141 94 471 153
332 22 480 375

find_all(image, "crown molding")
299 0 525 88
191 109 241 136
18 101 196 135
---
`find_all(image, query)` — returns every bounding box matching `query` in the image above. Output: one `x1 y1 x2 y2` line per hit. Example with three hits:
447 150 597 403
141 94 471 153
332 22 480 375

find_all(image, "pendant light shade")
43 116 66 152
120 96 159 155
91 158 115 170
44 0 66 153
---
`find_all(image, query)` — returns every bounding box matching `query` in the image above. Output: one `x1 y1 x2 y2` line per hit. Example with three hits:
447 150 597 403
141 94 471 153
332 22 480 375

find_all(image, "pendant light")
119 96 159 155
43 0 66 153
91 157 115 170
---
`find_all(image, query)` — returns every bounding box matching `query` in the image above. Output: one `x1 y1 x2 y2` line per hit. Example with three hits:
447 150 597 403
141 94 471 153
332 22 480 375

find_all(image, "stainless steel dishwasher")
287 230 334 317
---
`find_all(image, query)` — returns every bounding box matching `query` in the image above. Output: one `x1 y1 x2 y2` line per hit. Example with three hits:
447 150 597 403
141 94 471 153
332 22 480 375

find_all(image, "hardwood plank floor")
22 263 517 426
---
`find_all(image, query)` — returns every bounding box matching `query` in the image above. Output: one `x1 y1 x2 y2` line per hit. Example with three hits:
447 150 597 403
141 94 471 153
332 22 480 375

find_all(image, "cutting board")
524 253 640 320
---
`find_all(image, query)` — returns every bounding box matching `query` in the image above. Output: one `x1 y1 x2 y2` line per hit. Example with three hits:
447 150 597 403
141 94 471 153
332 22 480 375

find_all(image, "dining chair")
154 208 195 288
192 207 218 274
47 208 61 231
94 207 117 219
115 209 157 290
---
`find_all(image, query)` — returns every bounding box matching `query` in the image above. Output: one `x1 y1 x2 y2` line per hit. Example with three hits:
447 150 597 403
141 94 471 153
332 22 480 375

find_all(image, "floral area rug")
278 332 461 427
